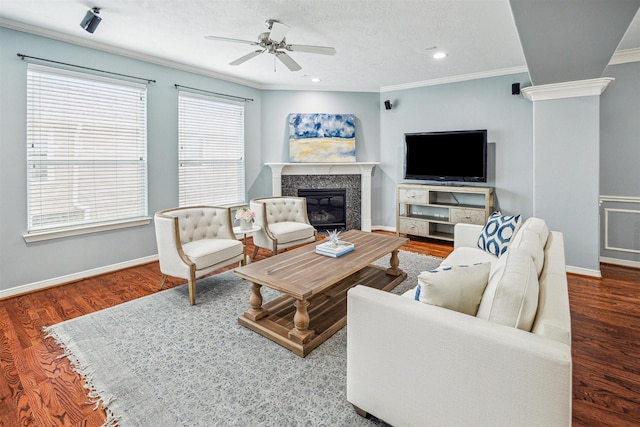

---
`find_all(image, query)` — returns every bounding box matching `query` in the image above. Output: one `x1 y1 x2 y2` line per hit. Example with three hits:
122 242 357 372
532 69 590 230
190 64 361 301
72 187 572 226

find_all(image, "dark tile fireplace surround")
281 175 361 231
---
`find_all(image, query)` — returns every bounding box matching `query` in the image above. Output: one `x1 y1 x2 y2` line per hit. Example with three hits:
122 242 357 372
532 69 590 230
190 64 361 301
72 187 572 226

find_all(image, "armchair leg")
252 246 259 259
158 274 167 290
188 270 197 305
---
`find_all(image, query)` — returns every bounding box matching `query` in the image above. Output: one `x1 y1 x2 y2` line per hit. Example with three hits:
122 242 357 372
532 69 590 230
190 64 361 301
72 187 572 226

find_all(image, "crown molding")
609 47 640 65
260 84 379 93
379 65 529 93
521 78 615 101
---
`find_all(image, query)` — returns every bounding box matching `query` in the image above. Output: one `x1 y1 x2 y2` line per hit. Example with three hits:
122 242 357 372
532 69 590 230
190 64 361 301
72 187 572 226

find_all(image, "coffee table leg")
288 299 315 344
244 282 268 321
386 249 404 276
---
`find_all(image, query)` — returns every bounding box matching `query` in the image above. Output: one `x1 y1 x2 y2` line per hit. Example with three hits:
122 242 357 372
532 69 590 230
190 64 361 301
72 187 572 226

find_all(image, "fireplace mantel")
266 162 379 232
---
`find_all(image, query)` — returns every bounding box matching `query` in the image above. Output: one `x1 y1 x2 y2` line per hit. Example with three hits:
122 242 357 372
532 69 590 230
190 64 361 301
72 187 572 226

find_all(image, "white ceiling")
1 0 639 92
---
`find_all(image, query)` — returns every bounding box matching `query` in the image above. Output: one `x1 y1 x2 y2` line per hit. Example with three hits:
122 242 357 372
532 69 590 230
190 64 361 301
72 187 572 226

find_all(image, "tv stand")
396 184 494 242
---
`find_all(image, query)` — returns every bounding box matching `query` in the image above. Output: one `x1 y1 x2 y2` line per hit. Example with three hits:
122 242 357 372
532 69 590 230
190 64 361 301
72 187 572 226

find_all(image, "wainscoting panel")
600 196 640 268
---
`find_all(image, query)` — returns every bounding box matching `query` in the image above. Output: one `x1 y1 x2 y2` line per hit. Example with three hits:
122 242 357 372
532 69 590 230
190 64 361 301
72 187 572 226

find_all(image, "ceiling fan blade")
205 35 257 45
229 50 264 66
287 44 337 55
276 51 302 71
268 21 290 43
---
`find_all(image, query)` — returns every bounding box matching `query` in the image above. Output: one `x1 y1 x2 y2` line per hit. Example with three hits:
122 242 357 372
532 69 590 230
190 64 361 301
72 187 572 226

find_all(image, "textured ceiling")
1 0 639 92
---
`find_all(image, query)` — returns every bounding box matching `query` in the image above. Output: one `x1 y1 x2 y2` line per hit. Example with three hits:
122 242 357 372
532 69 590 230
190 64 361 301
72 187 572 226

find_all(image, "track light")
80 7 102 33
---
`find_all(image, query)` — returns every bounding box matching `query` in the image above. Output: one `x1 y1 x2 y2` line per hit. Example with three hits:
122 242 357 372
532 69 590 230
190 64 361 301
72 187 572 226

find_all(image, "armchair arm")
250 200 277 248
347 286 572 427
154 213 194 278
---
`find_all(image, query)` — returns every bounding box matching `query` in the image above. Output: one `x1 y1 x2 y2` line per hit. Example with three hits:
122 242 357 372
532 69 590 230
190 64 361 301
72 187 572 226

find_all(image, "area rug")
44 250 442 427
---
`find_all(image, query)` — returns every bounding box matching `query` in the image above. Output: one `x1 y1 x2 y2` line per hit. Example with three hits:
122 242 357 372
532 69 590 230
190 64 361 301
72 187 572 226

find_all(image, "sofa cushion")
268 221 315 244
476 248 539 331
512 217 549 248
413 263 491 316
477 211 522 257
510 228 546 277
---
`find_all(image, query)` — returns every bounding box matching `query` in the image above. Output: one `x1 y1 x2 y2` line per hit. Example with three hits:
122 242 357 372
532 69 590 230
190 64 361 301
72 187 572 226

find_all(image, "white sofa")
347 218 572 427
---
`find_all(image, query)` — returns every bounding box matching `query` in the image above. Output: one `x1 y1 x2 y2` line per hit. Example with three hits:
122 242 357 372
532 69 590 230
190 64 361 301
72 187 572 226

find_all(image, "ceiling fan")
205 19 336 72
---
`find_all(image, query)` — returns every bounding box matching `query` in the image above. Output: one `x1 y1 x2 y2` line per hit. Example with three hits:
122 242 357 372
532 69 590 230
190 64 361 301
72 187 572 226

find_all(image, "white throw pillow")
414 263 491 316
476 248 539 331
477 211 522 257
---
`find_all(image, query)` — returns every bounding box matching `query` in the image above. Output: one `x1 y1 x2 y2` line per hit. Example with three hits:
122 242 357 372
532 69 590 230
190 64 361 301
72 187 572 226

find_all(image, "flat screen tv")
404 129 487 183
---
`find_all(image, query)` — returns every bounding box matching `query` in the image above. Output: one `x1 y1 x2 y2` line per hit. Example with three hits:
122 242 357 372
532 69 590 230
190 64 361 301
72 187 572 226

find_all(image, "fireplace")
266 162 379 232
298 188 346 231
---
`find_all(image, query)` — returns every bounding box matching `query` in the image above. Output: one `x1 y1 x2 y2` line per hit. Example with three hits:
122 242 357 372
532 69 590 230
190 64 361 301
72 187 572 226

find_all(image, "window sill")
23 217 152 243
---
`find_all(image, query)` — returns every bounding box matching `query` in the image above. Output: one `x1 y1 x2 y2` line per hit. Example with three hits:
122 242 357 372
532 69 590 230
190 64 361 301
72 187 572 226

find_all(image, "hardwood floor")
1 233 639 426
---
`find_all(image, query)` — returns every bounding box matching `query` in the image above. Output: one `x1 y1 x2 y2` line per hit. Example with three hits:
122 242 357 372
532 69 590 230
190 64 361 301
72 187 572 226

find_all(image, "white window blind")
178 91 245 207
26 63 148 233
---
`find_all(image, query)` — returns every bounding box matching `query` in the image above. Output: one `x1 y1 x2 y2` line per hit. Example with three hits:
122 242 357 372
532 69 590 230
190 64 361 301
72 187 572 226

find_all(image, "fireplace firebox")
298 188 346 231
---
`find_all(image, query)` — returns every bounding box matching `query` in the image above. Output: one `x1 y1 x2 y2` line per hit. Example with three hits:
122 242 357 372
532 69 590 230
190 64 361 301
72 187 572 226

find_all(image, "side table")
233 224 262 264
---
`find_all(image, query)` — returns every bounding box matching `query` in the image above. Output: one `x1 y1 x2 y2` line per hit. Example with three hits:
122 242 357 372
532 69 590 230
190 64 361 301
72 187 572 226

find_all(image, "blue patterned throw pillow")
477 211 521 257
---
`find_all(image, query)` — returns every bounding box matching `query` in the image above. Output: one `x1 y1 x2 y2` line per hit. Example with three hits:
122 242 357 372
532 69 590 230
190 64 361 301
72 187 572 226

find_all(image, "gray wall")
533 96 601 271
379 74 534 227
255 90 381 202
601 61 640 197
599 61 640 264
0 27 261 291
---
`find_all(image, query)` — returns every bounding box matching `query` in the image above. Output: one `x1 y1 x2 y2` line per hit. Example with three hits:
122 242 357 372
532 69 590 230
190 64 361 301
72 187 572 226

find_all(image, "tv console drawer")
450 208 485 225
398 218 428 235
398 188 427 204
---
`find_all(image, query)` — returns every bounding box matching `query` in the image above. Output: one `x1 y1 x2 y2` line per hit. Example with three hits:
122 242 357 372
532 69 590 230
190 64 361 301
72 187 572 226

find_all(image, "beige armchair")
154 206 245 305
249 196 317 258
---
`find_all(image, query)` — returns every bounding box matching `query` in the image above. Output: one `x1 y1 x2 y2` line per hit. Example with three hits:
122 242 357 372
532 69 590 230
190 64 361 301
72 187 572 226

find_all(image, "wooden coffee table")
234 230 408 357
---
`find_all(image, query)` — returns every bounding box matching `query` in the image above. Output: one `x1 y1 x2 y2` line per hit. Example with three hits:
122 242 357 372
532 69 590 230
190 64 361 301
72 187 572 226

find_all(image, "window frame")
23 63 150 243
177 91 246 208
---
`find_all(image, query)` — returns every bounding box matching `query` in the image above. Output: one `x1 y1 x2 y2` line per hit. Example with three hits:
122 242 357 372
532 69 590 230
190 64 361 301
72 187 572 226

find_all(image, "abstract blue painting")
288 113 356 162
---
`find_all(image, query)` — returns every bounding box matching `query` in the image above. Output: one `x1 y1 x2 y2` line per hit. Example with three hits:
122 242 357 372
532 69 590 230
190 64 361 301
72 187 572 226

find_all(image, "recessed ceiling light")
311 77 321 83
433 52 447 59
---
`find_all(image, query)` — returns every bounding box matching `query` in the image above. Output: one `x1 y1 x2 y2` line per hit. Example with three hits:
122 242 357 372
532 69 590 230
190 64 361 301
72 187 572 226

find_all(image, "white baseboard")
565 265 602 278
599 256 640 269
0 255 159 300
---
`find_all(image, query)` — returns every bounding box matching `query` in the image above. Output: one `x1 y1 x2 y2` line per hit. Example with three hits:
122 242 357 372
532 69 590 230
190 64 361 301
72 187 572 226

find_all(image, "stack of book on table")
315 241 355 258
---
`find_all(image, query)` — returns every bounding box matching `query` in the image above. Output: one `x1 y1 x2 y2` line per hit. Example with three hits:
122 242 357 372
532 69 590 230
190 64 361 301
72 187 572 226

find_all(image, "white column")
359 164 375 232
522 78 613 277
269 164 284 196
